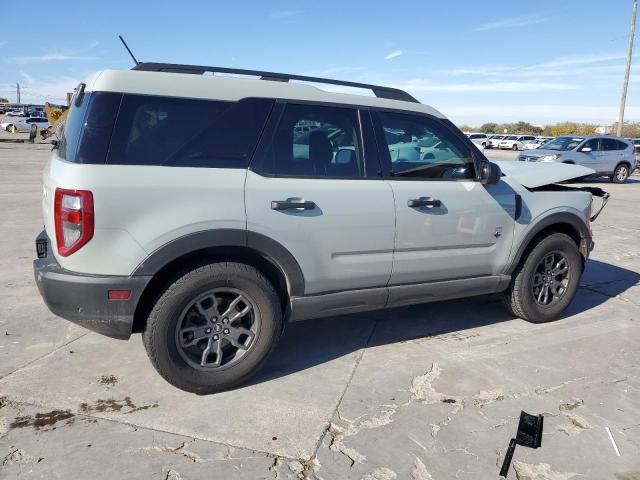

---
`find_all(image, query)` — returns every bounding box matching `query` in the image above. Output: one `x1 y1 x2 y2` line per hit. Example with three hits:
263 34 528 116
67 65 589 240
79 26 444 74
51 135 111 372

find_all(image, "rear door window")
260 103 364 178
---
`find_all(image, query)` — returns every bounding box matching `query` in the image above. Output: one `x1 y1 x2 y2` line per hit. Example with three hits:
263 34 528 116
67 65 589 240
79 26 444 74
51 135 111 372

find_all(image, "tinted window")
265 103 363 177
106 95 273 167
602 138 627 151
58 91 91 161
376 111 474 179
76 92 122 164
582 139 599 151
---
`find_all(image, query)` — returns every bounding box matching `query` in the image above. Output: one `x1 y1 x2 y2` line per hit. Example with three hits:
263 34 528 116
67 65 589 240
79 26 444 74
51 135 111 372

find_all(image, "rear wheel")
503 233 582 323
610 163 629 183
142 262 282 394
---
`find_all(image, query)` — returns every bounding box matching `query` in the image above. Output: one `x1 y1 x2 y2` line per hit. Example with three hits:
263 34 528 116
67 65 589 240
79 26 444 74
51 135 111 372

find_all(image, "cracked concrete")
1 143 640 478
512 461 580 480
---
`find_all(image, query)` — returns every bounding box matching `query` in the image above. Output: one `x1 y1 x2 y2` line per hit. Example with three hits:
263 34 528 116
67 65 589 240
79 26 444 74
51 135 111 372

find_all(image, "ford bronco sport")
34 63 607 393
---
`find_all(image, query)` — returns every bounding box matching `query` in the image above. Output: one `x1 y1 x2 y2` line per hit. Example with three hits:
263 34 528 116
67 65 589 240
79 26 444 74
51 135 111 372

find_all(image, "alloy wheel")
175 288 260 370
616 165 629 182
531 252 570 306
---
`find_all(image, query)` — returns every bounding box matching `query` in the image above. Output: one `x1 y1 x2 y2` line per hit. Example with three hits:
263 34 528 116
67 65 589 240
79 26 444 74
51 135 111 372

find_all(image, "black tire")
502 233 582 323
142 262 282 394
610 163 630 184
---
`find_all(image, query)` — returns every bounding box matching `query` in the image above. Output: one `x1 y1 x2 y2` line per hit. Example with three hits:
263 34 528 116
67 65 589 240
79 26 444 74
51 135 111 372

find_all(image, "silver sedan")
1 117 51 133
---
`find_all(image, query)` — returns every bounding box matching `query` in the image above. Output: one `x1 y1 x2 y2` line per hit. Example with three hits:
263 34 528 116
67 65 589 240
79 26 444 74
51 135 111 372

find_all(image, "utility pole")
16 83 20 105
617 0 637 137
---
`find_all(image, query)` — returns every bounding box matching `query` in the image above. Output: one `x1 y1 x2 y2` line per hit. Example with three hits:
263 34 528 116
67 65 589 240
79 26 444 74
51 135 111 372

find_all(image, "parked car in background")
629 138 640 155
522 137 554 150
1 117 50 132
466 132 489 148
487 134 506 149
5 110 27 117
518 135 636 183
500 135 537 151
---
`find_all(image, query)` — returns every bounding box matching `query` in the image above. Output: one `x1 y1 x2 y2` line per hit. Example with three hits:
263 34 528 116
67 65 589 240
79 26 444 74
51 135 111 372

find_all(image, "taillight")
54 188 94 257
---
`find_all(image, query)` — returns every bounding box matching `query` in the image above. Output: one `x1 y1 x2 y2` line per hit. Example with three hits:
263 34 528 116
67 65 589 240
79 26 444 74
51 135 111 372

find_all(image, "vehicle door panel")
246 103 395 295
575 138 600 170
371 110 516 285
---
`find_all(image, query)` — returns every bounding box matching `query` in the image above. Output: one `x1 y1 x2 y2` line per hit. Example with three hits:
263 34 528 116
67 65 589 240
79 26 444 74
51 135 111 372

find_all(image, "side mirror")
479 160 501 185
335 148 354 164
580 147 592 153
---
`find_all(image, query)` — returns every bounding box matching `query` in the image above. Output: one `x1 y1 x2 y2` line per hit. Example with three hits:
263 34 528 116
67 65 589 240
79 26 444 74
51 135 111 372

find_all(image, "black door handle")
271 200 316 210
408 197 441 208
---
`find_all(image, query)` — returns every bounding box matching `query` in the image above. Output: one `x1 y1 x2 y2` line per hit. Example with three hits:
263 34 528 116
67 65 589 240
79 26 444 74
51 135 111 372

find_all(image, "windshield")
542 136 585 151
504 136 517 140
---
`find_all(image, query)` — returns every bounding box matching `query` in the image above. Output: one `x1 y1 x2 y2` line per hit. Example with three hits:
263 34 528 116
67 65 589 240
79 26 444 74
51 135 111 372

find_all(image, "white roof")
85 69 445 119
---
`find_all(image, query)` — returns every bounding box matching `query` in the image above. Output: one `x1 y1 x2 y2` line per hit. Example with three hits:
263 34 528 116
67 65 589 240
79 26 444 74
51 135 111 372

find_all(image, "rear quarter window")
58 94 91 162
58 92 121 164
106 95 273 168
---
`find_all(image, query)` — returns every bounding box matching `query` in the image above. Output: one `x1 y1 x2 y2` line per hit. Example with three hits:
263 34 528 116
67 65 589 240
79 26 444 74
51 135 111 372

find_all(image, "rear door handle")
271 200 316 210
408 197 441 208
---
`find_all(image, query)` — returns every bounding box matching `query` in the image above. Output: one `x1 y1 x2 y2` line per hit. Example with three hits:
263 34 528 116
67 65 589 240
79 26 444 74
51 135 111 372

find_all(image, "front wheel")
502 233 583 323
610 163 629 183
142 262 282 394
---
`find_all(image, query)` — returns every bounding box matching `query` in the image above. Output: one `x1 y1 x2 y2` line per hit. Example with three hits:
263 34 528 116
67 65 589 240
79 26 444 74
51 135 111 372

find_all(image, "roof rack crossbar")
132 62 419 103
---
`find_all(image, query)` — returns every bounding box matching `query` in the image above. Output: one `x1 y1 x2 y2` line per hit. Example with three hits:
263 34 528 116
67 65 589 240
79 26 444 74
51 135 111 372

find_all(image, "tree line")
458 121 640 138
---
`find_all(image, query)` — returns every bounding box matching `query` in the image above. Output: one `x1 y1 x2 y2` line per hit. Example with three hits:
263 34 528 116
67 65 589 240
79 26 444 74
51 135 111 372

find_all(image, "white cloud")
532 52 626 68
0 76 79 103
477 14 551 31
8 41 99 64
20 72 35 84
440 104 639 125
384 49 403 61
394 79 575 93
10 53 97 64
270 10 301 19
436 52 633 84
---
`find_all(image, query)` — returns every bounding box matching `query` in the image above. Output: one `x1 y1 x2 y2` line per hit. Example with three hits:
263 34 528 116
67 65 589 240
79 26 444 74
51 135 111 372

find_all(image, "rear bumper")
33 231 151 340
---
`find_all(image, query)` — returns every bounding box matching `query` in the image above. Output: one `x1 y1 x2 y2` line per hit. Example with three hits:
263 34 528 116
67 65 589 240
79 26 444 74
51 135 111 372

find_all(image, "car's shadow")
251 259 639 386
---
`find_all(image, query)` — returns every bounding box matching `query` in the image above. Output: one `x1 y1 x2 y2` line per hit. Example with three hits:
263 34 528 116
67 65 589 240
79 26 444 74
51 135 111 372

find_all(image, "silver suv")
518 135 637 183
33 63 607 393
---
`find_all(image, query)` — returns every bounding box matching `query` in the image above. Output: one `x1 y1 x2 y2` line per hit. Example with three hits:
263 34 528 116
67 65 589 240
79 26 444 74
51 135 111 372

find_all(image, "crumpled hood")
499 161 594 188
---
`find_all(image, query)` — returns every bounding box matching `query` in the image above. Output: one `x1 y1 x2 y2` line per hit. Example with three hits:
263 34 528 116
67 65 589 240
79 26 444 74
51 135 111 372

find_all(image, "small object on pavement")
499 411 544 477
605 426 621 456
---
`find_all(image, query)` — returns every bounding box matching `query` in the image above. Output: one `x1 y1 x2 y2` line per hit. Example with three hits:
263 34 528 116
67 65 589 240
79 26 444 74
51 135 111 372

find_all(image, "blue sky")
1 0 638 125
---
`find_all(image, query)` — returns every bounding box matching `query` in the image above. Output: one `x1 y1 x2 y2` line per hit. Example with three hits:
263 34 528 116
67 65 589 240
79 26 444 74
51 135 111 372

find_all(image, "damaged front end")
529 183 610 221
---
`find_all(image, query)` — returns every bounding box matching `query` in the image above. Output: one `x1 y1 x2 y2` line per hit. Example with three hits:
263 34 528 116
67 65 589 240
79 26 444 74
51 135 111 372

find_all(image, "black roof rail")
131 62 420 103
